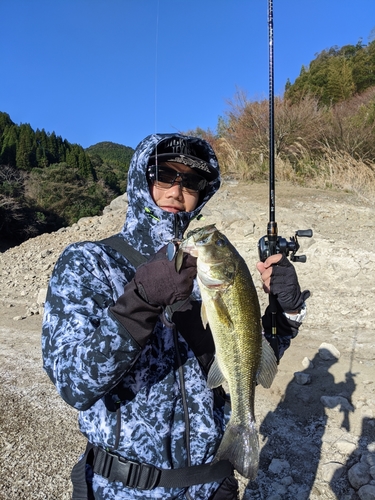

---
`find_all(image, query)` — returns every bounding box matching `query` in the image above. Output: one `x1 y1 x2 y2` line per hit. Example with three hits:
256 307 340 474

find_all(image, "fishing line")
154 0 160 138
152 3 193 463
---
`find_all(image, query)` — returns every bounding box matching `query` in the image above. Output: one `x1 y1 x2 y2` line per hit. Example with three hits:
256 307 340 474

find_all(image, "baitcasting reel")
258 227 313 263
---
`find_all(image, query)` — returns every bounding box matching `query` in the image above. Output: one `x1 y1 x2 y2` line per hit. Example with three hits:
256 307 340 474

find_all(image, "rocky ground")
1 181 374 500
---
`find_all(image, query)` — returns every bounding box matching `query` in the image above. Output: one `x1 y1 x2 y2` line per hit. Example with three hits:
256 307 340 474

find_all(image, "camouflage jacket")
42 134 229 500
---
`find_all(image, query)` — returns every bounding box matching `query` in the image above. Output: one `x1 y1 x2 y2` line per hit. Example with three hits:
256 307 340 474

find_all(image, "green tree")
0 112 14 138
286 41 375 105
0 113 134 240
66 146 79 169
352 40 375 93
78 149 94 178
16 124 35 170
325 57 355 104
35 129 50 167
0 125 18 166
48 131 59 162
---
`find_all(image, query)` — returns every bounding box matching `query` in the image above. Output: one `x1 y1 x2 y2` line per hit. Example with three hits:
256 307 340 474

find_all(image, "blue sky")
1 1 374 150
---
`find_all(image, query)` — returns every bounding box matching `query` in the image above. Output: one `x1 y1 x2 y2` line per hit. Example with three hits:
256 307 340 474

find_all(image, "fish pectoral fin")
207 357 226 389
201 302 209 328
212 294 234 329
257 336 278 389
175 247 184 272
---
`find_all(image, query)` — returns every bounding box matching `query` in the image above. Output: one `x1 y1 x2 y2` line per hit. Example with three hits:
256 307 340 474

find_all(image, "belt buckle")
117 456 161 490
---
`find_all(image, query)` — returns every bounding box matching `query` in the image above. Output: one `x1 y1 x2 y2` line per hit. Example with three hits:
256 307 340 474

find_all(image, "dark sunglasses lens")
183 176 207 192
157 167 178 184
148 165 207 192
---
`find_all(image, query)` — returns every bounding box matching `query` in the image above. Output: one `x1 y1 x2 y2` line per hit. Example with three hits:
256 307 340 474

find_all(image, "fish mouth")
185 224 217 244
181 225 217 254
179 240 199 257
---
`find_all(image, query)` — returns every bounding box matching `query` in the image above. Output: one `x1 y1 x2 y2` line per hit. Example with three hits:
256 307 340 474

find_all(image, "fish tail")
213 419 259 480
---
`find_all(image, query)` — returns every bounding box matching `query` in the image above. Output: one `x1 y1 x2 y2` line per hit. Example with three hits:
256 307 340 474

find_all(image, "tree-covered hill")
0 113 134 243
85 141 134 195
86 141 134 165
285 39 375 105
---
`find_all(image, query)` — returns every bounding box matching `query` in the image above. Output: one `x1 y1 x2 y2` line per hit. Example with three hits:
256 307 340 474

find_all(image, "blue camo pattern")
42 133 228 499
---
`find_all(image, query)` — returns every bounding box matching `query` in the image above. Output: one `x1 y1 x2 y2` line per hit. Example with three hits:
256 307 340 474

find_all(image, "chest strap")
99 235 148 268
92 444 232 490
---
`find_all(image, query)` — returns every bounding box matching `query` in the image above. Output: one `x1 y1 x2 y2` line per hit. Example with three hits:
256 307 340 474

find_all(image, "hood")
121 133 221 257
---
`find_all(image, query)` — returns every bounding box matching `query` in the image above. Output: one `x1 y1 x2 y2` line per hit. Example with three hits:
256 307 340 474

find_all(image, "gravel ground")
1 181 374 499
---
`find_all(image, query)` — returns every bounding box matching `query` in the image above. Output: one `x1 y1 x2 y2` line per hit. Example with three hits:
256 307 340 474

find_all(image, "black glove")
134 247 197 307
270 255 310 312
110 247 197 347
263 255 310 359
262 302 301 359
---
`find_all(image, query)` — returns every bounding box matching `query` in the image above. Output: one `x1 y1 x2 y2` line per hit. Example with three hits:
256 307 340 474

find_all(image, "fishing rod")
258 0 313 362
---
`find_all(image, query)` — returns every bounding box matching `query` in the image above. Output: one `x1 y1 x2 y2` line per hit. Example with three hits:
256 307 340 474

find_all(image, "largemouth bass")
179 224 277 480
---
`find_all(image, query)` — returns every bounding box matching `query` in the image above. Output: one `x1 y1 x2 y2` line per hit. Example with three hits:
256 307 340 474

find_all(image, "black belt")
92 445 233 490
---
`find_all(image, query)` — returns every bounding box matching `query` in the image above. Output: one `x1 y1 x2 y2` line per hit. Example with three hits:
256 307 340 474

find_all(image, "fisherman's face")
148 162 201 213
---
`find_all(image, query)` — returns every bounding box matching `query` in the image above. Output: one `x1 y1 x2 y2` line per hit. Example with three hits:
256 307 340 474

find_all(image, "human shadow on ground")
329 416 375 498
245 350 356 499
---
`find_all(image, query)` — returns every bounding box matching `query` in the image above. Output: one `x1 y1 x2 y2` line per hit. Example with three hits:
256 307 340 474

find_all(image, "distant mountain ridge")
86 141 134 165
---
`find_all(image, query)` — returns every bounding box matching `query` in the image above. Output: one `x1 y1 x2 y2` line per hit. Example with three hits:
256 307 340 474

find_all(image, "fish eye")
216 238 227 247
199 236 210 245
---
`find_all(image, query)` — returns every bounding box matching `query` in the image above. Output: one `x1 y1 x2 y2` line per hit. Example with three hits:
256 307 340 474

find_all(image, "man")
42 133 308 500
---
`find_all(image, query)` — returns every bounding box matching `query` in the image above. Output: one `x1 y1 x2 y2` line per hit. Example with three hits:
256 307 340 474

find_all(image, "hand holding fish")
110 246 197 341
134 246 197 306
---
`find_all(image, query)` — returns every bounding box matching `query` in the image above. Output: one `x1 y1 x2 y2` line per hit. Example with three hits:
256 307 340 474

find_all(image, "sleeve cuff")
283 303 307 323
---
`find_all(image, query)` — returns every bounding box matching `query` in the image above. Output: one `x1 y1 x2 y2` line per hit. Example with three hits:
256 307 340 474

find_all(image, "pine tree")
78 150 94 178
16 124 35 170
66 146 79 169
0 125 18 166
48 132 59 163
0 112 14 138
35 129 50 168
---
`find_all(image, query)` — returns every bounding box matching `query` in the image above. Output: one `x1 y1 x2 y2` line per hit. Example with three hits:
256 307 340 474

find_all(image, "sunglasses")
147 165 208 193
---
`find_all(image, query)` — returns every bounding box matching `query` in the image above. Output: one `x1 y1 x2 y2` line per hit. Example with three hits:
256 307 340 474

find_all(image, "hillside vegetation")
0 116 133 242
1 39 375 243
192 39 375 200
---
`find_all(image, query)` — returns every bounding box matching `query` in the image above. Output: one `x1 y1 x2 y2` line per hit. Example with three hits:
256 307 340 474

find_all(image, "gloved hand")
110 246 197 348
269 255 310 312
257 254 309 312
134 246 197 307
257 253 310 360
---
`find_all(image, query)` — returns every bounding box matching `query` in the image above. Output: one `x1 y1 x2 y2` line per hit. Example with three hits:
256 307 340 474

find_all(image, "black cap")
149 136 218 182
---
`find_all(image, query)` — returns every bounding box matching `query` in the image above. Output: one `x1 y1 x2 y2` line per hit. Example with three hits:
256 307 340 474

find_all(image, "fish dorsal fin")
207 356 226 389
257 336 278 389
